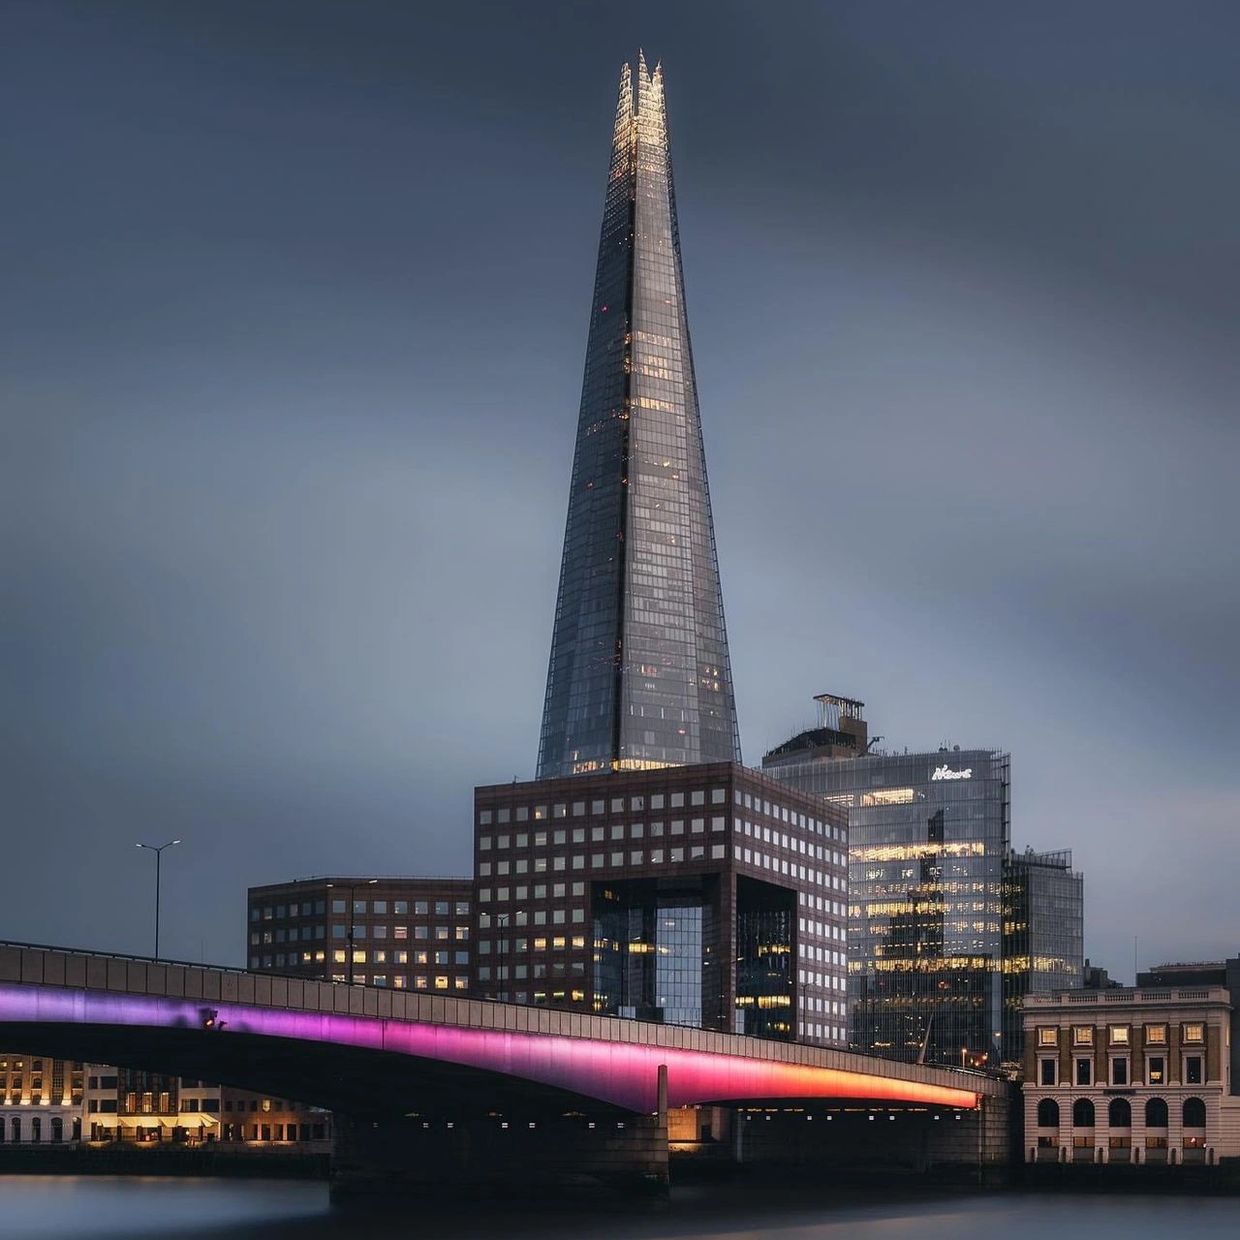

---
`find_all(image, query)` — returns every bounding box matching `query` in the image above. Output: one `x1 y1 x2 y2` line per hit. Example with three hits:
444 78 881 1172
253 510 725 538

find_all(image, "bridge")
0 941 1010 1193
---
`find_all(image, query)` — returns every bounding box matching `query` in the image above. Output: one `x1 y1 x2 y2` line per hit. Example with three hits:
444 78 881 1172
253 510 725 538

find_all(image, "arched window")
1037 1098 1059 1127
1108 1098 1131 1127
1072 1098 1095 1127
1145 1097 1168 1127
1183 1097 1206 1127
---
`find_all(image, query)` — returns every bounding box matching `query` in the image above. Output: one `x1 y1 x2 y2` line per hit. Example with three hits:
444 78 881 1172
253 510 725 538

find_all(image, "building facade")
1137 959 1240 1090
1024 985 1240 1164
537 54 741 779
474 763 849 1045
83 1068 219 1144
0 1053 84 1145
0 1055 328 1152
219 1087 331 1149
247 876 473 994
762 709 1083 1067
1003 847 1086 1035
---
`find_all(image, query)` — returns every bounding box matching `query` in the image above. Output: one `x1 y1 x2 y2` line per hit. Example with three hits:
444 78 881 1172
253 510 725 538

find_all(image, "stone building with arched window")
1023 978 1240 1165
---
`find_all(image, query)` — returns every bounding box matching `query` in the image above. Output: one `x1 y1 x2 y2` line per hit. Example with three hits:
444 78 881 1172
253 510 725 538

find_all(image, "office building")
1003 846 1086 1020
247 876 473 994
537 54 741 779
762 697 1083 1066
1024 982 1240 1164
473 763 849 1045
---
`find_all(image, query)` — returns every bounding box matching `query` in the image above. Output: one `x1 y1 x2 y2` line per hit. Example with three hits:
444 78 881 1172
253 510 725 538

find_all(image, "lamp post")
135 839 181 959
326 879 377 984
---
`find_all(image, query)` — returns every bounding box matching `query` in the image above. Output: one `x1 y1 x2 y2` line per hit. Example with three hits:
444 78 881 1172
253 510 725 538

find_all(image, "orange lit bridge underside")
0 982 978 1114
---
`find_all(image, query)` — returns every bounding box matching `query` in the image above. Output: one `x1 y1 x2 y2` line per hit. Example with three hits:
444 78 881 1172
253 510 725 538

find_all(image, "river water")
2 1177 1238 1239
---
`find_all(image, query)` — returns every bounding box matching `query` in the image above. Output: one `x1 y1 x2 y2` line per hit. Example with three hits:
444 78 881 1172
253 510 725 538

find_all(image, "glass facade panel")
766 747 1081 1066
734 878 795 1039
591 878 718 1027
537 55 740 778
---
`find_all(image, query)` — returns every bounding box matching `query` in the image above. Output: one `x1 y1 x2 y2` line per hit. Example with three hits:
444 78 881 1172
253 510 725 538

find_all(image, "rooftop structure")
763 694 870 767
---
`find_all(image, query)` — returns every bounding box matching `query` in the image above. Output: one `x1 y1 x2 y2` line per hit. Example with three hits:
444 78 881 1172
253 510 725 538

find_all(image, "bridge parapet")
0 940 1001 1103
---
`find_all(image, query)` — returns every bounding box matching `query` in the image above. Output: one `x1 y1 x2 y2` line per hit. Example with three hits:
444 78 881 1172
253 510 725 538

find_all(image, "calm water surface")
2 1177 1238 1239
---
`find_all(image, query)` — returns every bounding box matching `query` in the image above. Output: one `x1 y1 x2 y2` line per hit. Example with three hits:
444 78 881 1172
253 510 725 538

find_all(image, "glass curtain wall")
735 878 796 1039
766 749 1012 1066
592 879 717 1027
538 55 740 778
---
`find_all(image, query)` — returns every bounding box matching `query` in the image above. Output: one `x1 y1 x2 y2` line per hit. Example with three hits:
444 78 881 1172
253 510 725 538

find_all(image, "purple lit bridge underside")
0 983 977 1113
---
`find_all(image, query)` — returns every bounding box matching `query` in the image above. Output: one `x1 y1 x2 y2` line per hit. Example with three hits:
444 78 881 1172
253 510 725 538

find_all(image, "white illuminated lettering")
931 765 973 781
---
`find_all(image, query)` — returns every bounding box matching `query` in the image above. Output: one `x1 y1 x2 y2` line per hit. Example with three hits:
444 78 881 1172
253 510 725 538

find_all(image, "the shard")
537 55 741 779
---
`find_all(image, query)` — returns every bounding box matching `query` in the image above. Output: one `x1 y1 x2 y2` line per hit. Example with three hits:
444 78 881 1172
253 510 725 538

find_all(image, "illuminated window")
1072 1026 1094 1047
1145 1024 1167 1045
1037 1027 1058 1048
1109 1025 1129 1046
1183 1022 1205 1044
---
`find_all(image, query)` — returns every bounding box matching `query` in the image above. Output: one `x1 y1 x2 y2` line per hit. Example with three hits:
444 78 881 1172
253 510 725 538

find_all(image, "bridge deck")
0 941 1003 1113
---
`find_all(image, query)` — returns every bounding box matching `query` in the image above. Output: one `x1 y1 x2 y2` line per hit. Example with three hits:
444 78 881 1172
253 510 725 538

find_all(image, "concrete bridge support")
671 1094 1012 1180
331 1110 669 1199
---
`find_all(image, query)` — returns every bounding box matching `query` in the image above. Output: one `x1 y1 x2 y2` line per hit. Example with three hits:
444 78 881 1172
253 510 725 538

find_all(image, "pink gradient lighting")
0 982 978 1112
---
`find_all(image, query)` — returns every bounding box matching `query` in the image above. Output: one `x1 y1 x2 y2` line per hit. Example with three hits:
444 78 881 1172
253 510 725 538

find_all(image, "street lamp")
326 879 377 984
135 839 181 959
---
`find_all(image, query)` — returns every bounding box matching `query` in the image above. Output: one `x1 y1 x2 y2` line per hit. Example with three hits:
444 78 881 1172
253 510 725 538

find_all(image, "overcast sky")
3 1 1237 979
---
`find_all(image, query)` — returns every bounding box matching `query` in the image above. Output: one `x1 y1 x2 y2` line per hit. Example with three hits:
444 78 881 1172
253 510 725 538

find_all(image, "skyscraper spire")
537 57 741 778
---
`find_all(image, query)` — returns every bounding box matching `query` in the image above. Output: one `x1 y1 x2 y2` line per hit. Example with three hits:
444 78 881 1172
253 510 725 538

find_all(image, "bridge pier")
331 1110 669 1200
672 1096 1012 1182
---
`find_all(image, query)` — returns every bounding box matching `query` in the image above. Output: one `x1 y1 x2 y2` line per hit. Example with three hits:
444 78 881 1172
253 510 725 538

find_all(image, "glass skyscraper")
537 55 741 779
764 724 1083 1067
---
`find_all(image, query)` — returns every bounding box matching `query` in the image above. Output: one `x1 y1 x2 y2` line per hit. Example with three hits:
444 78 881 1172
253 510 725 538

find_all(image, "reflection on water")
2 1177 1239 1240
